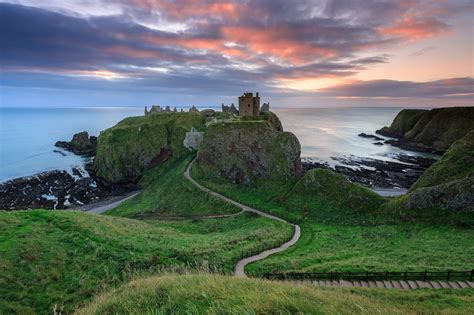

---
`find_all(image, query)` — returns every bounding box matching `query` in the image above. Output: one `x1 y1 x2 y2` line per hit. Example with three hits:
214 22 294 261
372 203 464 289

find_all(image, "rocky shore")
302 153 437 189
1 131 136 211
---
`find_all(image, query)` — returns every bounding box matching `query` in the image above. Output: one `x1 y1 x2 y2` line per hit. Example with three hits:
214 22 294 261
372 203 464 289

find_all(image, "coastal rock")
0 170 75 210
376 107 474 153
410 130 474 190
405 176 474 212
358 133 384 141
94 112 205 184
196 117 301 184
55 131 97 156
189 106 199 113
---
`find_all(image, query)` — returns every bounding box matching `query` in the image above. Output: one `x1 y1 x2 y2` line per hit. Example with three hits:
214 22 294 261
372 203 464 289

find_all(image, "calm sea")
0 107 433 182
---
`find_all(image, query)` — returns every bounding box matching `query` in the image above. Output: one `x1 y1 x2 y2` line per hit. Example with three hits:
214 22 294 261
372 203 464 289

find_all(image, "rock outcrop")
410 130 474 190
94 112 205 184
403 130 474 212
55 131 97 155
376 107 474 153
196 116 301 184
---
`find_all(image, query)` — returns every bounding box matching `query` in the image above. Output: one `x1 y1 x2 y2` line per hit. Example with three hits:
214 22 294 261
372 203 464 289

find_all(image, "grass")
0 210 292 314
191 163 474 275
107 155 239 218
410 130 474 190
78 274 474 314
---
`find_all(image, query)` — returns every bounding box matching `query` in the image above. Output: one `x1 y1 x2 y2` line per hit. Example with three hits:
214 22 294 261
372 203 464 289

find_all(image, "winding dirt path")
184 158 301 277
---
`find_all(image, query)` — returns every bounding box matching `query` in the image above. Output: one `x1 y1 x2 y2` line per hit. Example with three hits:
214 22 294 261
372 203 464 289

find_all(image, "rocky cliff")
94 112 205 184
403 130 474 212
55 131 97 155
376 107 474 153
195 117 301 184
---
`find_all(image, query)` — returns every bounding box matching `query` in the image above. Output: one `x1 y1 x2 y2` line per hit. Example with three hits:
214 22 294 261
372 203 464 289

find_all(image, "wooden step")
415 280 432 289
430 281 442 289
466 281 474 288
375 280 385 288
407 280 418 289
360 281 370 288
367 280 377 288
383 280 394 288
448 281 461 289
339 280 352 287
456 281 469 289
399 281 411 290
391 281 402 289
438 281 452 289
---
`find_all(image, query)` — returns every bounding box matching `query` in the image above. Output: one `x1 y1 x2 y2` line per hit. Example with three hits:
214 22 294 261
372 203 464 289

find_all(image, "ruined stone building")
238 92 260 116
222 103 239 115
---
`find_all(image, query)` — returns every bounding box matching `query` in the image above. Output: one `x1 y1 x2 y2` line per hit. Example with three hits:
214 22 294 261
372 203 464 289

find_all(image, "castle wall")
239 96 254 116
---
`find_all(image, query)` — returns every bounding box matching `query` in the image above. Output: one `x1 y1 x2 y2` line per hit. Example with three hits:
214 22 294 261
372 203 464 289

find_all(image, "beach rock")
94 112 205 184
373 142 384 146
55 131 97 156
302 153 437 189
0 170 75 210
196 117 301 184
376 107 474 153
358 133 384 141
67 177 103 205
189 106 199 113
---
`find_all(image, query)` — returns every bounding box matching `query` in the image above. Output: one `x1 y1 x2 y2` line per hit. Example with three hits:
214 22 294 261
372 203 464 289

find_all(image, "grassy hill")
191 161 474 275
411 130 474 190
78 274 474 314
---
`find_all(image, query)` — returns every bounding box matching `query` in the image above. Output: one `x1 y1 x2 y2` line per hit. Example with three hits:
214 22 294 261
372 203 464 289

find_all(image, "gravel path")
78 191 141 214
184 158 301 277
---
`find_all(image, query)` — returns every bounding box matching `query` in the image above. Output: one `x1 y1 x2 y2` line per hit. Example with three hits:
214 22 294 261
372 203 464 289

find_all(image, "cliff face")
403 130 474 212
196 118 301 184
94 112 205 184
377 107 474 153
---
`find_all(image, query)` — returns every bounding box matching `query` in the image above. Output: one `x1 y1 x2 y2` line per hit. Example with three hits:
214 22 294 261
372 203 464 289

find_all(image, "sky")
0 0 473 108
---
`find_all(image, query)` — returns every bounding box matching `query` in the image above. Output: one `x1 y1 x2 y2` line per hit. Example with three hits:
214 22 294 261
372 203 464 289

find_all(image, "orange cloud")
379 17 449 40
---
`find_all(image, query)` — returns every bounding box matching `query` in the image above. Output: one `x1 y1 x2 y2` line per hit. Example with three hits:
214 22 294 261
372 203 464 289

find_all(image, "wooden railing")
261 270 474 282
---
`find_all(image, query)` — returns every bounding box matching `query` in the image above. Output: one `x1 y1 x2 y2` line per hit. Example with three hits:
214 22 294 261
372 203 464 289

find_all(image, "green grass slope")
191 163 474 274
411 130 474 190
94 112 204 184
78 274 474 314
107 155 238 218
377 109 427 137
0 211 292 313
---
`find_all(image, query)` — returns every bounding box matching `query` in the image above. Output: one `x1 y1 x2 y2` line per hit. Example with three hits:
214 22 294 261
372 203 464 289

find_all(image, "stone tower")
238 92 260 116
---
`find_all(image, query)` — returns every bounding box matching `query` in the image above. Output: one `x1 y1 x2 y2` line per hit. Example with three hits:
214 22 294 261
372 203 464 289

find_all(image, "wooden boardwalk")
305 279 474 289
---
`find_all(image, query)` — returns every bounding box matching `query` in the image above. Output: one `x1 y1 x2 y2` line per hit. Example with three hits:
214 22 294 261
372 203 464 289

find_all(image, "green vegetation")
79 274 474 314
411 130 474 190
94 112 205 183
191 163 474 275
377 109 427 137
378 107 474 151
107 155 238 218
0 210 292 314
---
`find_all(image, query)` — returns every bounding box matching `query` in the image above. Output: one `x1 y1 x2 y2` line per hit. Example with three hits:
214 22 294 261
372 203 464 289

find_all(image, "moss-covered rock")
377 107 474 152
405 175 474 212
94 112 205 184
288 168 385 213
411 130 474 190
196 119 301 184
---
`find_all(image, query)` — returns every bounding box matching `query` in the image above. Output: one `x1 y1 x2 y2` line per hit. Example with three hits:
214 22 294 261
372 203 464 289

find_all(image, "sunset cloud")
0 0 472 107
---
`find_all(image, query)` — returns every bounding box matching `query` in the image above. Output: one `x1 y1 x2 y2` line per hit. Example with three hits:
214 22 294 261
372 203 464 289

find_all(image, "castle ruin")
238 92 260 116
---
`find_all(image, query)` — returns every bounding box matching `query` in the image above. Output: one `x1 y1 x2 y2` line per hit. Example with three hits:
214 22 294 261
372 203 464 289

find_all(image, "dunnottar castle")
145 92 270 117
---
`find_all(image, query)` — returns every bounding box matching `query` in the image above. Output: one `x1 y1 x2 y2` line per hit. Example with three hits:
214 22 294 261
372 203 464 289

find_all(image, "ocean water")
0 106 434 183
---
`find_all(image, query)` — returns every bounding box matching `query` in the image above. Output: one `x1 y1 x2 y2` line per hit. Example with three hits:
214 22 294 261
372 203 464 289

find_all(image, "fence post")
348 271 351 281
447 270 451 281
330 272 333 281
385 271 388 281
404 271 407 281
423 270 427 281
366 271 369 281
470 270 474 281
